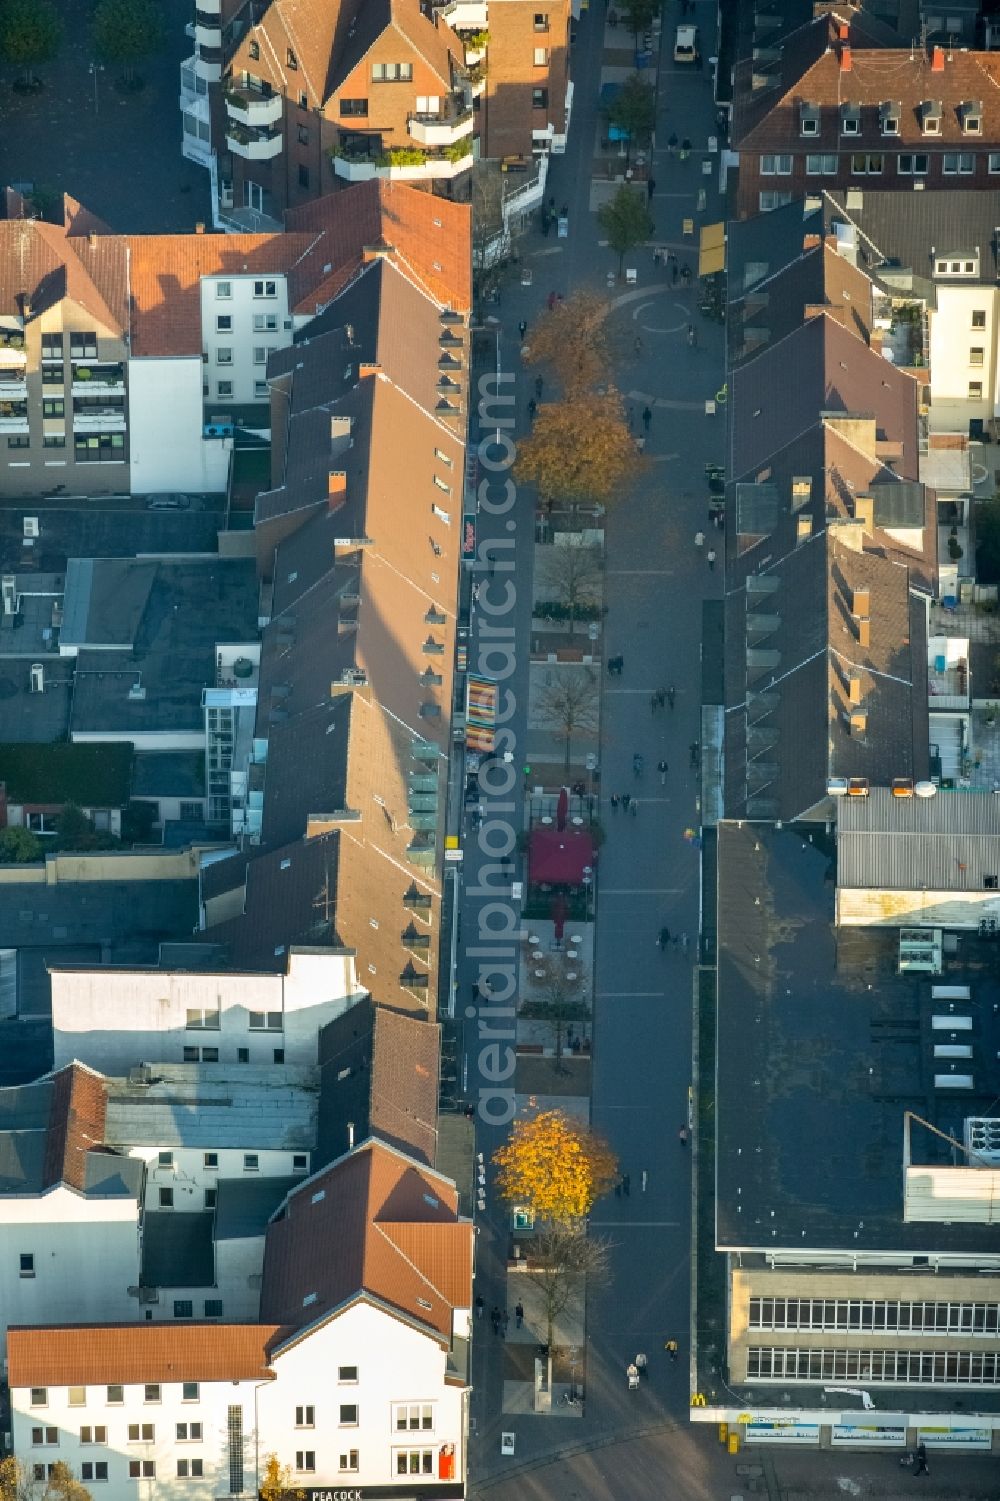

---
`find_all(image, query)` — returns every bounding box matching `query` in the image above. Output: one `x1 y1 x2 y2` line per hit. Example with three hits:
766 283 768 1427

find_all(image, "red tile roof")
0 220 126 335
7 1324 283 1389
42 1062 108 1192
260 1139 471 1341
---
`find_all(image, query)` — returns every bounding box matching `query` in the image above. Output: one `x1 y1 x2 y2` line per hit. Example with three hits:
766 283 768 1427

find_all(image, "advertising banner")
465 674 497 751
744 1420 820 1445
917 1426 991 1449
831 1423 906 1447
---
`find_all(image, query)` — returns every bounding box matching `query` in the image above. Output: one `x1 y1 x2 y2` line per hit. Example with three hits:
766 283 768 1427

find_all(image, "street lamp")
89 62 104 115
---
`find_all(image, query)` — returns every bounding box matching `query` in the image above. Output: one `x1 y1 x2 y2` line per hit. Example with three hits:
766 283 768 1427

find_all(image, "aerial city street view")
0 0 999 1499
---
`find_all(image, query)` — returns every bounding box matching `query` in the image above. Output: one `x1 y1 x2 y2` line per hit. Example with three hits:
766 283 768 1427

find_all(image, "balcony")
73 410 126 432
0 376 27 400
226 85 282 129
408 103 474 148
334 146 473 182
192 46 222 84
0 334 26 366
332 152 379 182
0 408 29 434
194 16 222 49
72 363 124 395
226 124 283 161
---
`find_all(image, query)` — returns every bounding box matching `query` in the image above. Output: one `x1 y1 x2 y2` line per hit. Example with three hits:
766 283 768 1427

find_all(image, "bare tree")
522 1227 612 1358
533 668 600 774
520 947 589 1071
536 540 603 635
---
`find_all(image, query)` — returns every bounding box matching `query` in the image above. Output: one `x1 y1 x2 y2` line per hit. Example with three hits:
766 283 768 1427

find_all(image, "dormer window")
287 49 298 69
879 102 900 135
922 101 942 135
962 100 982 134
249 40 259 61
841 104 861 136
800 103 820 137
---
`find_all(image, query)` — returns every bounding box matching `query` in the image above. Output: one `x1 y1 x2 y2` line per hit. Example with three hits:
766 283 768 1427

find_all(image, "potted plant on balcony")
76 367 93 381
380 147 427 167
443 140 470 163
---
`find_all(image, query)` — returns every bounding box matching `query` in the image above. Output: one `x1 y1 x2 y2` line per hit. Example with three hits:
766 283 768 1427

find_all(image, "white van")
674 23 699 62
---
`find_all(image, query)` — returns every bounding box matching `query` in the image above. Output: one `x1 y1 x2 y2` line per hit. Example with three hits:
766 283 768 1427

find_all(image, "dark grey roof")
837 786 1000 889
214 1175 301 1241
0 664 74 742
0 505 222 577
131 751 206 799
195 835 344 972
716 820 1000 1255
0 1080 49 1190
824 189 1000 305
83 1151 145 1197
727 196 823 297
67 560 258 735
871 478 925 528
140 1212 215 1289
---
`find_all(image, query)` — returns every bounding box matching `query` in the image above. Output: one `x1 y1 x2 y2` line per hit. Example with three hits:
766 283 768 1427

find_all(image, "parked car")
674 23 699 62
146 494 190 510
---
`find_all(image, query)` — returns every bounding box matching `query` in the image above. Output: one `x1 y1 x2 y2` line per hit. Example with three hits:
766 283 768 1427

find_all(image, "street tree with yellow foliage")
259 1455 304 1501
492 1108 618 1224
514 389 643 510
523 291 611 396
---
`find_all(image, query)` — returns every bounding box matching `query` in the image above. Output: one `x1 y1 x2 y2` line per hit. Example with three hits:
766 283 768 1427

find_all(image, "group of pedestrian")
693 531 717 569
606 654 625 676
489 1306 510 1337
608 792 639 817
649 685 675 712
614 1172 632 1197
658 927 689 953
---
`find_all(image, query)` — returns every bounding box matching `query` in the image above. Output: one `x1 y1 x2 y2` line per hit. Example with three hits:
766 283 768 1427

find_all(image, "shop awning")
699 221 726 277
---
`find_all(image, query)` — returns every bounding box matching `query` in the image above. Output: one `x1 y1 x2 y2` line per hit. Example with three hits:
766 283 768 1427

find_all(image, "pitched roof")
823 187 1000 303
42 1063 109 1192
260 1138 470 1340
318 997 440 1167
196 834 344 971
7 1323 283 1389
0 219 126 334
729 241 874 368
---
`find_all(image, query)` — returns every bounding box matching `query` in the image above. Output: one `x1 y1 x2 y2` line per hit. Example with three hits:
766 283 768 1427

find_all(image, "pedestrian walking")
680 137 691 160
657 758 668 784
627 1363 640 1390
707 548 717 570
646 177 656 202
475 1295 484 1319
609 793 618 813
689 741 699 767
642 405 652 433
534 375 544 398
491 1306 501 1334
527 398 537 422
671 259 679 286
667 132 678 156
678 1126 689 1146
652 247 662 267
515 1302 524 1329
622 1172 631 1196
658 925 671 951
630 798 638 817
614 1176 622 1197
501 1310 510 1337
913 1443 928 1475
680 932 690 954
666 685 675 710
687 323 697 348
635 1352 648 1378
715 508 725 530
655 687 666 709
621 791 631 812
694 530 705 549
665 1338 679 1360
633 334 642 355
518 319 527 342
650 692 658 714
680 263 692 286
640 1168 648 1191
547 290 557 310
632 752 643 778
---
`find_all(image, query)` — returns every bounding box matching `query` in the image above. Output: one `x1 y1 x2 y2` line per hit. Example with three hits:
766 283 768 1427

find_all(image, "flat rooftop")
214 1175 301 1241
103 1064 319 1150
838 786 1000 890
716 821 1000 1255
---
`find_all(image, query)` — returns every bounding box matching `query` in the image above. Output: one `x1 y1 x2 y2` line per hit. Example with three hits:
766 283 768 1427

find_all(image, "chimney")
847 671 862 704
330 414 352 441
931 44 945 71
88 232 98 249
195 222 205 234
20 294 31 321
849 711 867 735
359 362 381 378
840 44 852 72
852 586 871 617
857 616 871 648
802 232 822 251
854 495 874 533
838 22 850 41
796 513 813 544
328 471 347 499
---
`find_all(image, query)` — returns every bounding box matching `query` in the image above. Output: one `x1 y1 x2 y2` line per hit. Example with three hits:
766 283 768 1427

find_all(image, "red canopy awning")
528 827 595 886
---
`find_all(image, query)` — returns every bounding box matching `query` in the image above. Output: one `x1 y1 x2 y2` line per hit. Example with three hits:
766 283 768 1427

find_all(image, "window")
970 347 985 366
176 1423 203 1441
42 398 64 418
394 1404 433 1431
204 1188 217 1209
936 258 977 277
216 348 233 366
7 436 29 449
205 1299 224 1317
972 309 987 329
144 1385 161 1404
990 153 1000 173
177 1460 205 1479
297 124 309 145
157 1151 173 1167
434 447 453 466
851 153 883 175
371 62 413 81
969 381 984 399
923 113 941 134
19 1253 34 1278
69 1388 86 1407
339 1452 359 1473
964 114 982 134
881 114 899 135
41 334 62 359
943 152 975 174
43 435 66 449
228 1406 243 1495
805 153 837 174
534 12 549 29
298 164 310 188
800 115 819 136
70 333 98 358
295 1406 314 1427
30 1390 47 1408
295 1453 315 1472
533 47 549 65
249 40 259 60
273 1047 285 1063
183 1046 199 1061
216 282 232 299
186 1006 220 1029
218 381 233 398
159 1187 174 1208
298 92 308 109
237 1047 250 1063
746 1344 1000 1385
31 1429 58 1446
128 1462 155 1479
841 113 860 135
338 1366 358 1383
173 1299 193 1318
254 381 269 399
183 1384 200 1402
339 1404 358 1426
81 1464 108 1483
42 365 64 386
897 153 928 175
253 347 268 366
244 1153 259 1172
107 1387 124 1405
31 1471 44 1484
758 191 793 211
395 1450 434 1476
339 98 368 116
204 1152 218 1170
253 280 277 298
532 87 548 108
216 315 232 332
293 1153 308 1171
80 1428 107 1444
759 153 791 175
128 1425 155 1442
253 313 278 331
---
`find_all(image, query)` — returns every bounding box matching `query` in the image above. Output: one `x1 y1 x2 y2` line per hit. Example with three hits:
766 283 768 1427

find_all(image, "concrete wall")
127 357 232 495
199 275 293 408
0 1187 140 1348
928 286 1000 435
132 1147 308 1214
